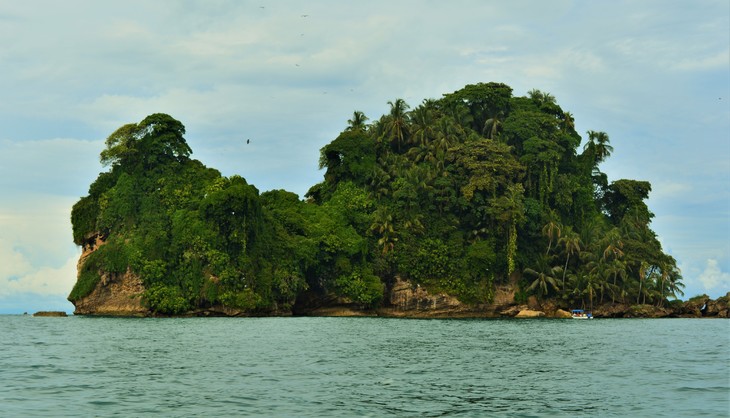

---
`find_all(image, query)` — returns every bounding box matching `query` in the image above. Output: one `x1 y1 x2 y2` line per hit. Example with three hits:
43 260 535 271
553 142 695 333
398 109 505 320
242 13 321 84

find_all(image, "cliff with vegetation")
70 82 702 318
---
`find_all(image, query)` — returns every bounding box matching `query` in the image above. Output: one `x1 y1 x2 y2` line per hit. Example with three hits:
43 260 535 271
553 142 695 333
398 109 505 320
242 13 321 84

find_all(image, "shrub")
68 259 102 302
335 267 384 307
143 284 189 315
220 288 262 311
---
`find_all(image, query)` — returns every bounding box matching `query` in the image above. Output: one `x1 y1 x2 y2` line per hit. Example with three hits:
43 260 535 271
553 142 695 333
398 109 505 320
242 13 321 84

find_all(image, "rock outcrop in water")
33 311 67 317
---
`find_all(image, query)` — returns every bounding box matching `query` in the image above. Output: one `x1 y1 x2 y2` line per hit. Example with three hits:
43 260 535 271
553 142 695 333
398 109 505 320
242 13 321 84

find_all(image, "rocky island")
68 83 724 318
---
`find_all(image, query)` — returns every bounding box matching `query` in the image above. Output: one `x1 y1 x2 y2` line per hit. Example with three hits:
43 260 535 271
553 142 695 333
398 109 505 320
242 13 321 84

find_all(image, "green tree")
100 113 191 169
557 226 581 292
346 110 369 131
382 98 410 152
409 103 437 147
370 207 397 255
523 256 561 298
200 176 263 256
603 179 653 223
441 82 513 135
542 216 562 255
583 130 613 166
319 130 377 187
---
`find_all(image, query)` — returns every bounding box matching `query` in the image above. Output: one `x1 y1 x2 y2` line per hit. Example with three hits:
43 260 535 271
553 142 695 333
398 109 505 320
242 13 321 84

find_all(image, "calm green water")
0 316 727 417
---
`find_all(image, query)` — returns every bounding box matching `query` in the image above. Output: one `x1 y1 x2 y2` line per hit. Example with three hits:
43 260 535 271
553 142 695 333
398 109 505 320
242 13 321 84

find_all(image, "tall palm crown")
584 130 614 165
346 111 369 131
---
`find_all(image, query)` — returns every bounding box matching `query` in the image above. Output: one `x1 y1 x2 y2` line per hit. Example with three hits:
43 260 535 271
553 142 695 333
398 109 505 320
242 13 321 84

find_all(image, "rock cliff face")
296 277 512 318
72 268 147 316
381 277 471 317
71 234 148 316
705 294 730 317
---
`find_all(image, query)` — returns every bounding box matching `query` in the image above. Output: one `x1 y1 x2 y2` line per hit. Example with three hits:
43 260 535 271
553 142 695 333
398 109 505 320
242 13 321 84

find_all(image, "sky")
0 0 728 314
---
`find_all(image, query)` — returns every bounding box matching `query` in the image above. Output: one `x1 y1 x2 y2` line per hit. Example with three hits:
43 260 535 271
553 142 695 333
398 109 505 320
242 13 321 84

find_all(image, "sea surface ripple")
1 316 728 417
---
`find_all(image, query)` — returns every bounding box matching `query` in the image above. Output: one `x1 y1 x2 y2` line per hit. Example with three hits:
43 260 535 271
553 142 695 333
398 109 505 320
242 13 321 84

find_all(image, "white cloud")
0 253 78 298
697 259 730 294
0 195 78 262
650 181 692 201
0 219 78 298
673 49 730 72
0 238 32 281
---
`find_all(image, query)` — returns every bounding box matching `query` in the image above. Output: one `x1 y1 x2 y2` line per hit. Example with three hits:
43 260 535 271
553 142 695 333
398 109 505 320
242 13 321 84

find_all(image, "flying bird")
246 139 250 144
301 14 308 17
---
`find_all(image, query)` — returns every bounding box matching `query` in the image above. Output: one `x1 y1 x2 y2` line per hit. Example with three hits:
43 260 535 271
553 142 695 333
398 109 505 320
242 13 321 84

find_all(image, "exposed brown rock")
388 277 462 312
73 267 147 316
526 296 542 310
70 232 148 316
492 284 515 307
553 309 572 319
499 304 525 317
624 304 672 318
705 292 730 318
515 309 545 318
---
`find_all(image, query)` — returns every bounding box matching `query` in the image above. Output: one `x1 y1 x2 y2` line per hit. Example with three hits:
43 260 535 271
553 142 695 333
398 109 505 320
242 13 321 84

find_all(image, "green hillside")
69 82 683 314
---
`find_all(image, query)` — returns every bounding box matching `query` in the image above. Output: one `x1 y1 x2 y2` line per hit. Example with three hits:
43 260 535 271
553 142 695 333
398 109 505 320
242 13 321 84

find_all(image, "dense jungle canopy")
69 82 684 314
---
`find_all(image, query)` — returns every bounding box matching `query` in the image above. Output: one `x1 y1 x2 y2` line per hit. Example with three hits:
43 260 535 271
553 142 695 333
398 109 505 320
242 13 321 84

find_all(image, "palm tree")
583 257 606 304
482 109 505 139
654 256 682 306
557 227 581 292
542 217 562 255
409 104 436 147
370 208 397 255
503 184 525 275
664 267 685 302
398 167 430 233
405 144 431 164
584 130 614 165
561 111 575 132
528 89 556 106
584 273 600 312
443 101 473 130
579 215 604 254
369 166 392 200
524 259 562 299
346 111 369 131
385 98 410 152
604 259 627 303
379 152 408 179
636 261 649 304
434 116 464 154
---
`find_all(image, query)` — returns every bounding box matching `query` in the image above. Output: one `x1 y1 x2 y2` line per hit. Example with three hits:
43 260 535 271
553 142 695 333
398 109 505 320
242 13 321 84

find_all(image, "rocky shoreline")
70 268 729 318
296 282 729 319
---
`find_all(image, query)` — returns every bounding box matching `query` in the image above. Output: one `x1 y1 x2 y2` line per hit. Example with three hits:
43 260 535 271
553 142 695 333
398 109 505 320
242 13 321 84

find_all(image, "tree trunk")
562 254 570 293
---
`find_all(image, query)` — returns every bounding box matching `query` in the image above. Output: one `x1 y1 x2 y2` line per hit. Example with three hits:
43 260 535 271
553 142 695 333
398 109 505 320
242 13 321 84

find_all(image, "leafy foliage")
70 83 683 314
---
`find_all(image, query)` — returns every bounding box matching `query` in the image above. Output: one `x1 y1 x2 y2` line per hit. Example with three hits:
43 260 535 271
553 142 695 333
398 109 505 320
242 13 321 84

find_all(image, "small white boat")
571 309 593 319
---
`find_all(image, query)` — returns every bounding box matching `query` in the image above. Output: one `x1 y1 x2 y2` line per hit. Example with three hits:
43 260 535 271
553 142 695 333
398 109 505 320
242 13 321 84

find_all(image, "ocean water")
0 316 728 417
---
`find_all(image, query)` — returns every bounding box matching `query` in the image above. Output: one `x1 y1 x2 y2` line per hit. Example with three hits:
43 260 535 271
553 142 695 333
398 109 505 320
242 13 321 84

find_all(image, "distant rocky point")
33 311 68 317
